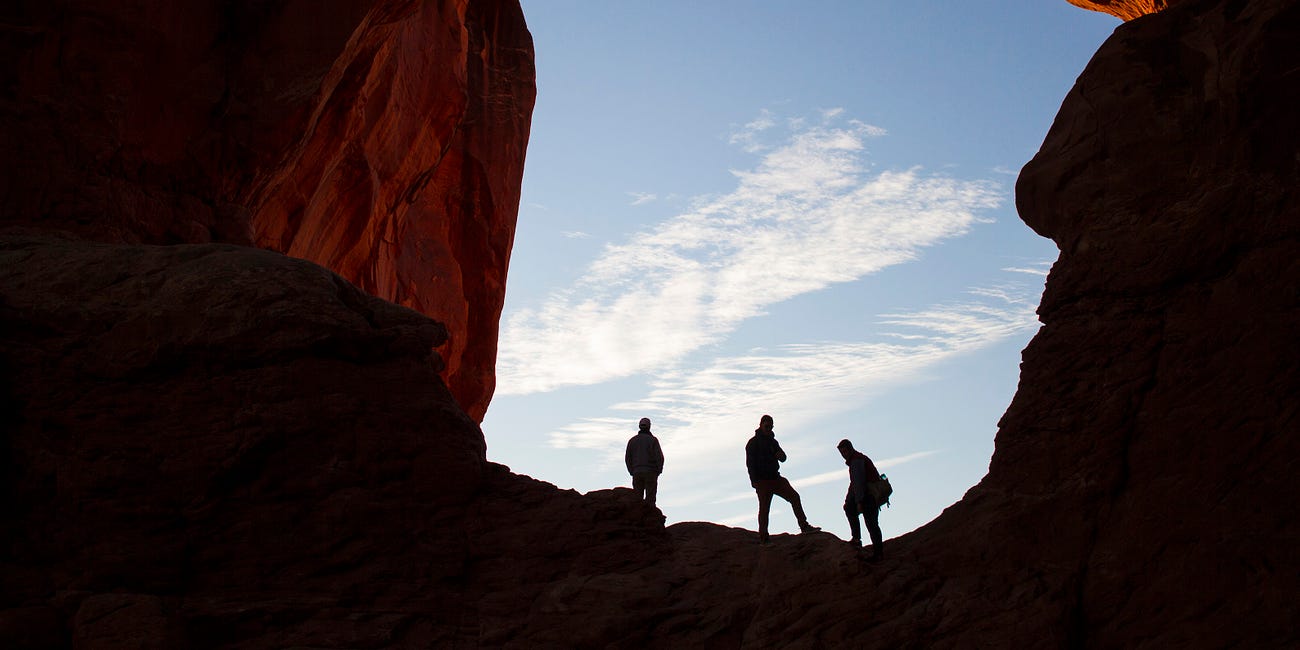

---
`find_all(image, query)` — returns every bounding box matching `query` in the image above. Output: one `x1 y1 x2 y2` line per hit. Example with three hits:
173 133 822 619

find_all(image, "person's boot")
870 542 883 561
799 521 821 534
849 537 862 547
759 531 770 544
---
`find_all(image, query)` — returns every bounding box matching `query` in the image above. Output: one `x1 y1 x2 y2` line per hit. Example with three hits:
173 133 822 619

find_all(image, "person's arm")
850 457 869 505
625 439 634 475
653 438 664 473
773 439 787 463
862 455 881 480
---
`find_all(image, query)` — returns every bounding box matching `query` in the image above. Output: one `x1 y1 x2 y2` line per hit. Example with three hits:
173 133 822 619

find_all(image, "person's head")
759 414 774 431
837 438 854 460
639 417 651 431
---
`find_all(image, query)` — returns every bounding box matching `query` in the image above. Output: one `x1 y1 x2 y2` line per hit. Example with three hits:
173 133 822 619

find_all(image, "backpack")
868 473 893 508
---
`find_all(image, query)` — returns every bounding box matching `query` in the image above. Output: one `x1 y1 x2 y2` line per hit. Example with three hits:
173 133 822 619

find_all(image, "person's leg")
754 480 775 541
844 492 862 543
632 473 647 500
646 474 659 506
772 477 812 528
864 500 884 558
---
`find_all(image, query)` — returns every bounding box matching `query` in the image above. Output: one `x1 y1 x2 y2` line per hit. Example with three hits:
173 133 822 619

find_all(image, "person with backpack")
625 417 665 506
837 438 885 560
746 414 820 543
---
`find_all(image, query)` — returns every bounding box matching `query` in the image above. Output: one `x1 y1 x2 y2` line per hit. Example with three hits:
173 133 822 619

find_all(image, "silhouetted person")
625 417 664 506
838 439 884 560
746 414 819 543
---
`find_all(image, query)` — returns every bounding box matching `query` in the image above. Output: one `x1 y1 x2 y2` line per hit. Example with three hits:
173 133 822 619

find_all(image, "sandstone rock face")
1066 0 1185 20
1004 0 1300 642
247 0 535 422
0 0 534 421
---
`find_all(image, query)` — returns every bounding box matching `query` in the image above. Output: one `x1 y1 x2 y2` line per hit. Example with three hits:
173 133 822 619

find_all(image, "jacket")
745 429 787 481
846 450 881 504
625 430 664 476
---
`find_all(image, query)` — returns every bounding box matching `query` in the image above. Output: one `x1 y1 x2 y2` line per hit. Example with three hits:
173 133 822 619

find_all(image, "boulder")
0 234 487 646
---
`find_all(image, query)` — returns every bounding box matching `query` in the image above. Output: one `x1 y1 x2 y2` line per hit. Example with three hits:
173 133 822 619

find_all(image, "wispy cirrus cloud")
627 191 658 206
727 109 778 152
1001 261 1052 277
713 450 944 504
546 284 1040 476
497 111 1003 396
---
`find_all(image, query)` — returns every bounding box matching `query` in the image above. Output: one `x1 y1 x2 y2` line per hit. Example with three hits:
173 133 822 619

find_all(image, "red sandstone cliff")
0 0 533 421
1 0 1298 647
1066 0 1186 20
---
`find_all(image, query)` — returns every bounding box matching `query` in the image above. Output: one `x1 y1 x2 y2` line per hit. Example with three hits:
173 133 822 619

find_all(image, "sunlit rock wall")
0 0 534 420
1066 0 1185 20
248 1 534 422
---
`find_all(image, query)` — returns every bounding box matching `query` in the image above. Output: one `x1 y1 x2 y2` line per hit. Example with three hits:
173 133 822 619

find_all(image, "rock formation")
1066 0 1186 20
1 0 1297 647
0 0 534 421
1006 0 1300 641
0 234 489 646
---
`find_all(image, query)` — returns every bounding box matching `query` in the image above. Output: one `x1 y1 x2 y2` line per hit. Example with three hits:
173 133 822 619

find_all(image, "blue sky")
482 1 1119 539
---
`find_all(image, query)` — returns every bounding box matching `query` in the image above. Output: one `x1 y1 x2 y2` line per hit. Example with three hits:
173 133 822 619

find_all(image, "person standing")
837 439 884 560
625 417 664 506
745 414 819 543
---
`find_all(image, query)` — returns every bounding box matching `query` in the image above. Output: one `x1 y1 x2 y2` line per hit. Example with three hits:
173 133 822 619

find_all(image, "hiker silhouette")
745 414 819 543
625 417 664 506
838 439 884 560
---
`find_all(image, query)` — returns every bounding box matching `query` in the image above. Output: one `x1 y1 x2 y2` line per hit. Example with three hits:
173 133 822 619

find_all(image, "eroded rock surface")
0 0 534 420
1006 0 1300 642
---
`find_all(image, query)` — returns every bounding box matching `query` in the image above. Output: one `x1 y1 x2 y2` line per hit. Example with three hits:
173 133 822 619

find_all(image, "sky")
482 1 1119 540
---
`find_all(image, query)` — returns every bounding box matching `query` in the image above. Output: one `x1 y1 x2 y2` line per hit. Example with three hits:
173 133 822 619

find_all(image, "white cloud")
1001 261 1052 276
627 191 658 206
561 230 591 239
820 107 845 121
992 165 1019 176
497 112 1003 396
728 109 778 152
713 450 943 503
716 512 758 526
790 450 942 488
548 285 1040 481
